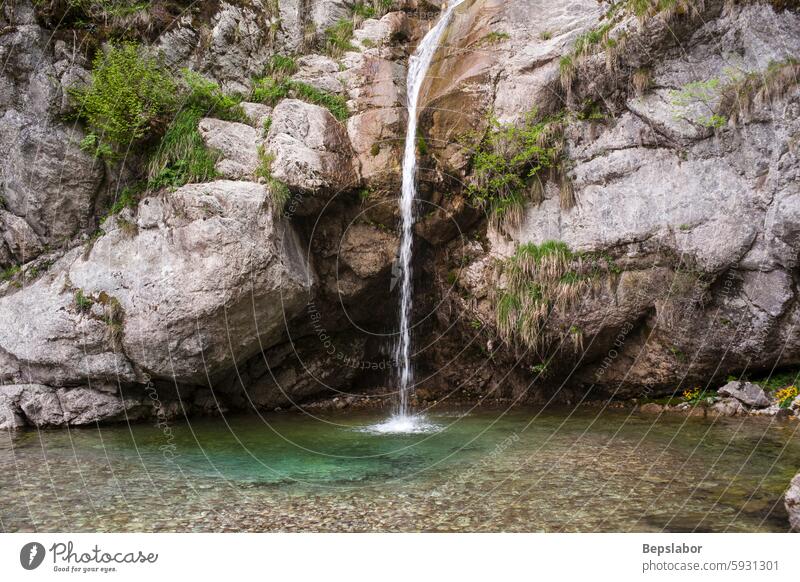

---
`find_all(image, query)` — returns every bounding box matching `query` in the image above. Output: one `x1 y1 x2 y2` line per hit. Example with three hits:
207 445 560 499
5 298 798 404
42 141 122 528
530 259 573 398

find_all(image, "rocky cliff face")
0 0 799 437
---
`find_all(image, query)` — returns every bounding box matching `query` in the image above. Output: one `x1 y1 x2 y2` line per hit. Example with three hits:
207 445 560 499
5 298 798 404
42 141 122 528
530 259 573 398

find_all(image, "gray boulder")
718 382 771 408
0 180 314 389
0 111 104 252
198 118 262 179
0 384 143 428
708 397 745 417
265 99 357 198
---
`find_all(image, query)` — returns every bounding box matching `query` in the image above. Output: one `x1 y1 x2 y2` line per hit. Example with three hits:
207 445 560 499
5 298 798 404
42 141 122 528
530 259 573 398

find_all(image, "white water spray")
385 0 466 430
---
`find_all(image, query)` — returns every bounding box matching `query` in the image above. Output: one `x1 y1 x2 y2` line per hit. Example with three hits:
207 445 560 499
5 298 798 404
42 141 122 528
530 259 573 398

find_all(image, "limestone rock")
718 382 771 408
339 223 398 279
291 55 345 95
240 102 273 129
198 117 261 179
0 209 42 264
265 99 358 199
0 384 144 428
708 397 745 417
0 181 315 389
0 111 103 255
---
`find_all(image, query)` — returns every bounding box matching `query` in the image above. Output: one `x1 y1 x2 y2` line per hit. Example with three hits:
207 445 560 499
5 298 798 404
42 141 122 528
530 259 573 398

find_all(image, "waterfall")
389 0 466 428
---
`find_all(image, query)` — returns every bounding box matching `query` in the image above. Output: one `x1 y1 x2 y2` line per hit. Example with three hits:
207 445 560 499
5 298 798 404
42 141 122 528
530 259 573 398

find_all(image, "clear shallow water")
1 407 798 532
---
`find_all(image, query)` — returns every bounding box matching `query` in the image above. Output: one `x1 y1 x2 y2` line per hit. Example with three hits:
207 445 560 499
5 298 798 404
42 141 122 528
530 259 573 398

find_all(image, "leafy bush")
290 81 349 121
464 111 568 231
147 70 244 189
718 58 800 125
267 54 298 81
255 145 291 212
70 43 176 158
776 386 799 408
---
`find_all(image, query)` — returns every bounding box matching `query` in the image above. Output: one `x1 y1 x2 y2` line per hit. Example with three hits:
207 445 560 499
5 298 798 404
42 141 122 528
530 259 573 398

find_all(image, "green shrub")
147 108 219 189
147 70 245 189
251 77 349 121
352 1 376 19
105 184 142 217
70 42 176 158
74 289 94 313
251 77 290 106
267 54 298 81
324 19 355 57
180 69 246 122
255 145 291 212
464 111 568 230
1 265 20 282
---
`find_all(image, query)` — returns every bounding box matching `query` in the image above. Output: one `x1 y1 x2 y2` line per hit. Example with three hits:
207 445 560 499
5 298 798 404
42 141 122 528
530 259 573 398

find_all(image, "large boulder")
264 99 358 204
0 180 314 389
718 381 771 408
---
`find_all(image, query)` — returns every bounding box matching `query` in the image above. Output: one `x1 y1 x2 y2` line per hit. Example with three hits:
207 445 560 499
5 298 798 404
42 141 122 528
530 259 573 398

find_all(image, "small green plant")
251 76 290 106
290 81 349 121
250 77 349 121
718 58 800 125
324 19 355 57
263 116 273 135
70 42 176 158
255 145 291 212
147 70 244 189
370 143 381 156
670 78 728 129
539 30 553 40
105 184 142 218
482 31 510 45
267 54 298 81
682 386 715 405
352 1 376 19
1 264 20 282
559 55 575 95
147 108 219 189
417 135 429 156
776 385 799 409
751 368 800 393
631 67 652 96
74 289 94 313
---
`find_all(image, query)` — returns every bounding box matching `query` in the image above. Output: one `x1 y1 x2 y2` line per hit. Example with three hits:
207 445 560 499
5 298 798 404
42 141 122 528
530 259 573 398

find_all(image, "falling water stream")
372 0 467 434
